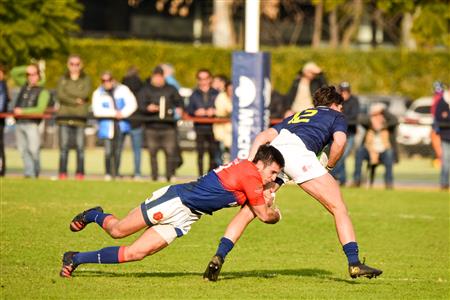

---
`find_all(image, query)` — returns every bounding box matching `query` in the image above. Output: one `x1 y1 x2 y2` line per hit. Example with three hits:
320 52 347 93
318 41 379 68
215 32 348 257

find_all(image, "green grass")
1 179 449 299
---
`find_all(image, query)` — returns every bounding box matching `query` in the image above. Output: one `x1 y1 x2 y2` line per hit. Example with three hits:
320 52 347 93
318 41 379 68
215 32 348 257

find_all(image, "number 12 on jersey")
288 109 318 124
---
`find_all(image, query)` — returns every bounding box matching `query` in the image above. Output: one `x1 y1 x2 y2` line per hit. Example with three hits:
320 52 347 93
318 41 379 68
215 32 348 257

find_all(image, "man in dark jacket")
138 66 183 182
186 69 219 176
331 82 360 186
56 55 92 180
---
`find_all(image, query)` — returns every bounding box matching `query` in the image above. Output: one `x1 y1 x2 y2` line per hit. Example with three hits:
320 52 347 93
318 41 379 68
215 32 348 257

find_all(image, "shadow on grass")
76 268 359 284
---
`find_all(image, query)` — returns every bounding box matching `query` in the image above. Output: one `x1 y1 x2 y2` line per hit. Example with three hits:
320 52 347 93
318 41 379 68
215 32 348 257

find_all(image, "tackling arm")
248 128 279 160
250 204 281 224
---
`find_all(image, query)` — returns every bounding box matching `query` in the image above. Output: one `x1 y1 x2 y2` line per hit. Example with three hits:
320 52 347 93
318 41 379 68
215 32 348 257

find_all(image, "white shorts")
271 129 327 184
140 185 200 244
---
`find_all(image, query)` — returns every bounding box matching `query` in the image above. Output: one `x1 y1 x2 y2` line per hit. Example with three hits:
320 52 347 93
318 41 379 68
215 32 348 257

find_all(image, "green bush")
42 38 450 99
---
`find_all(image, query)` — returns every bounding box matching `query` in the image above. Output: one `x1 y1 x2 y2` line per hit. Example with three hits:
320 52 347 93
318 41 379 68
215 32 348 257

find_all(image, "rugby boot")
60 251 79 278
69 206 103 232
349 261 383 279
203 255 224 282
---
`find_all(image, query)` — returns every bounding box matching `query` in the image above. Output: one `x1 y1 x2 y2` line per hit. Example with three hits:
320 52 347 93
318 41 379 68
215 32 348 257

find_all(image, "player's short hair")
252 144 285 169
313 86 344 107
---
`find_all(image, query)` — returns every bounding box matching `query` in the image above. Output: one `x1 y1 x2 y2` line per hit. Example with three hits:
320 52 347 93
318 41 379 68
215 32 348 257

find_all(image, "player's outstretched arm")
248 128 279 161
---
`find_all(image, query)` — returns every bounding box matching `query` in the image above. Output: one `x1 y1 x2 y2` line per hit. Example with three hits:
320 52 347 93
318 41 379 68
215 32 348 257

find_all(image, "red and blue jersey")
174 160 265 215
272 106 347 155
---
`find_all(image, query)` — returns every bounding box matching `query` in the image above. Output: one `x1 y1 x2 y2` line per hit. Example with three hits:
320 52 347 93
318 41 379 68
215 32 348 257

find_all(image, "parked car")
397 97 433 156
358 94 412 119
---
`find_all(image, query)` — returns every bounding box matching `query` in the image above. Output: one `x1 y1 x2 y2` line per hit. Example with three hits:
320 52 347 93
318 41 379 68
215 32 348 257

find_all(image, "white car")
397 97 433 153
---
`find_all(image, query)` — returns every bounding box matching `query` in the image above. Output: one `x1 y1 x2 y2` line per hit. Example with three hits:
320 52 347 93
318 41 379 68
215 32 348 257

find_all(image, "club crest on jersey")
153 212 163 221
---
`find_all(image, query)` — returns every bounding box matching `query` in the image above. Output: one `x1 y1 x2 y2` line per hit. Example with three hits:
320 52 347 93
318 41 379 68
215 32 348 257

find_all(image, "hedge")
41 38 449 99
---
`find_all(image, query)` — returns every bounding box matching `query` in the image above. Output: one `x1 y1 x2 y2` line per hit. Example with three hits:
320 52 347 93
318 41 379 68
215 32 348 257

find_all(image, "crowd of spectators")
0 58 448 190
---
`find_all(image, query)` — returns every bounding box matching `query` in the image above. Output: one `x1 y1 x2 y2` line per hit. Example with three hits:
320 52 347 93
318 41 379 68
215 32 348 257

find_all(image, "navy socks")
343 242 360 265
215 237 234 260
73 246 125 265
84 210 112 228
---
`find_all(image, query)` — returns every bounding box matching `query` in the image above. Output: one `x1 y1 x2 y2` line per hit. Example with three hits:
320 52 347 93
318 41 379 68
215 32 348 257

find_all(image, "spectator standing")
160 63 181 90
331 82 360 186
92 72 137 180
353 103 398 189
434 86 450 190
211 74 229 165
187 69 219 176
56 55 92 180
138 66 183 182
285 61 327 116
212 74 227 92
122 66 144 179
160 63 184 171
11 64 50 178
213 81 233 164
0 65 10 176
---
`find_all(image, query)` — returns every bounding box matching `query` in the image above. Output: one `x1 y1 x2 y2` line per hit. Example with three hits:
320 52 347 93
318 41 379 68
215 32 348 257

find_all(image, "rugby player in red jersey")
60 145 284 278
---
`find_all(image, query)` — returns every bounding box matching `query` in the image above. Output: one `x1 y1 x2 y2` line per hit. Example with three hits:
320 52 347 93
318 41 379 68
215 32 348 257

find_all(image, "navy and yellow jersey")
272 106 347 155
174 160 265 215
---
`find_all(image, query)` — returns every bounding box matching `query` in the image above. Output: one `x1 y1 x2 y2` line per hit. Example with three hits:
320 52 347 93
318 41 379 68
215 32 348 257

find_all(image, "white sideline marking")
398 214 435 220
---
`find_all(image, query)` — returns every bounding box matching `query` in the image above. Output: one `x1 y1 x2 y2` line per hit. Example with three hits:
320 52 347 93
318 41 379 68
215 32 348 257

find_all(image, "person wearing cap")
330 82 360 186
284 61 328 117
353 103 398 189
92 71 137 180
137 66 183 182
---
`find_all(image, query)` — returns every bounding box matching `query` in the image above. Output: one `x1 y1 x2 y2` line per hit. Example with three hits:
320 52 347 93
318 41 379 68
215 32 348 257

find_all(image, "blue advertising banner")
231 51 271 159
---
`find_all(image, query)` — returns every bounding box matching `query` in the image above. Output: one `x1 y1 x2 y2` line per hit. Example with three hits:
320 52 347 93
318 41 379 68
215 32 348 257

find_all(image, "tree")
410 2 450 49
312 0 323 48
340 0 363 48
211 0 236 47
377 0 450 50
0 0 83 68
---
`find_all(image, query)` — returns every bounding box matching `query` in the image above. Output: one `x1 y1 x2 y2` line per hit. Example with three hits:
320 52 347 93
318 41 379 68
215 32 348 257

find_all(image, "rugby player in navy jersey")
59 145 284 278
204 86 382 281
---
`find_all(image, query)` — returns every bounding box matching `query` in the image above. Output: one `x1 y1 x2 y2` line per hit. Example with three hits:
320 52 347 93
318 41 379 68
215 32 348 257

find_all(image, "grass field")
1 178 449 299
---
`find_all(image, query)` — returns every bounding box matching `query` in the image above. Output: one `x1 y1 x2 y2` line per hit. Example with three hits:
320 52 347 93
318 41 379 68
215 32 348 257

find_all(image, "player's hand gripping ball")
318 152 329 168
263 189 276 207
